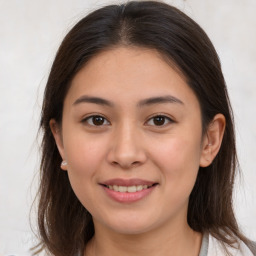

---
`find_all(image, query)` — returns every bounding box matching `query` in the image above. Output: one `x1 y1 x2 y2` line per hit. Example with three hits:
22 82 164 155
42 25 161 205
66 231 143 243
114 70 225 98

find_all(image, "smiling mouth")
102 183 158 193
100 179 158 203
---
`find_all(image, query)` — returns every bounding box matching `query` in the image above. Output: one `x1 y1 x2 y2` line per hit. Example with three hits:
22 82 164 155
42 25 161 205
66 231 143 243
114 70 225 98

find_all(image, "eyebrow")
137 95 184 107
73 95 114 107
72 95 184 107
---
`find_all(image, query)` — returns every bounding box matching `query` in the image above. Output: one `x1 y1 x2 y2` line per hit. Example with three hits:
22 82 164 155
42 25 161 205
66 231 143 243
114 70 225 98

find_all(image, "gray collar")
199 233 209 256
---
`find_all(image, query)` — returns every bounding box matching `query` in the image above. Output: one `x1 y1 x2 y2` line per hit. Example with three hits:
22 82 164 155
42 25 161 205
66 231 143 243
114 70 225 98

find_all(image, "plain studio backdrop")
0 0 255 254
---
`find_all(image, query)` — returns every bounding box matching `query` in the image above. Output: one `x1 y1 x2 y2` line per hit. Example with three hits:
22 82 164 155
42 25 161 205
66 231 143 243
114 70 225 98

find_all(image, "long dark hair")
36 1 247 255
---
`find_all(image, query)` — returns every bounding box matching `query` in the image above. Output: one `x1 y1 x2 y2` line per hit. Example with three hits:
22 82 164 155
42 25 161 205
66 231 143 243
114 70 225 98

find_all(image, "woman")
35 1 255 255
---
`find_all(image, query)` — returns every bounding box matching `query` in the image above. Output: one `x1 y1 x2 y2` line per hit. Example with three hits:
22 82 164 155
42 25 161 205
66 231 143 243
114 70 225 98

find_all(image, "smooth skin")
50 47 225 256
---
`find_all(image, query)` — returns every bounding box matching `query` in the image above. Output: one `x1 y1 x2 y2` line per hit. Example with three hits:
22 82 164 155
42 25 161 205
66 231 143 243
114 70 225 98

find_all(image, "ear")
49 119 68 171
200 114 226 167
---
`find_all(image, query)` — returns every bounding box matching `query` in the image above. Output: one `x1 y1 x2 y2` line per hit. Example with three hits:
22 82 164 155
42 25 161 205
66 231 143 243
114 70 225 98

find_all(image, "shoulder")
208 233 255 256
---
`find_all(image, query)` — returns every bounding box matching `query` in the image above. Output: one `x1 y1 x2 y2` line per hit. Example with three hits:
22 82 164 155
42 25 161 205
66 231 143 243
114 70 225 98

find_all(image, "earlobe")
200 114 226 167
49 119 68 171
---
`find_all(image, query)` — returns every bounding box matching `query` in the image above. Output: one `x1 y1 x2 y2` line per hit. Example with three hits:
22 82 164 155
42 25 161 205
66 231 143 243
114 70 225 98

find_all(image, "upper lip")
100 178 158 187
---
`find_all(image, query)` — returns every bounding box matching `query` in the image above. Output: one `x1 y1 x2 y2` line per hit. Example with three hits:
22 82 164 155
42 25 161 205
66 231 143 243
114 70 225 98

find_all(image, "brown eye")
84 115 110 126
146 115 173 126
153 116 166 126
92 116 104 125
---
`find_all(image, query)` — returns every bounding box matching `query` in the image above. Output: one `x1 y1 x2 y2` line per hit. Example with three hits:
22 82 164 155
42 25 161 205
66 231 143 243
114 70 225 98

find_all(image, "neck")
84 220 202 256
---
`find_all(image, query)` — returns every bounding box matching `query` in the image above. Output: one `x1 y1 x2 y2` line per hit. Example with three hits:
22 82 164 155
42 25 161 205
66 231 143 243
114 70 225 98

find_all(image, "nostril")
110 160 142 169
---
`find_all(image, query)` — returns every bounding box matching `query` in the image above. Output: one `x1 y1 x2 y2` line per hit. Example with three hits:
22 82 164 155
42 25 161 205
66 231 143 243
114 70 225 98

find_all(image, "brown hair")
35 1 248 255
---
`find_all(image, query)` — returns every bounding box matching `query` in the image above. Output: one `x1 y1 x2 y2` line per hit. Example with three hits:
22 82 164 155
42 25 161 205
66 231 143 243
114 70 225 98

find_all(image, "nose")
106 122 147 169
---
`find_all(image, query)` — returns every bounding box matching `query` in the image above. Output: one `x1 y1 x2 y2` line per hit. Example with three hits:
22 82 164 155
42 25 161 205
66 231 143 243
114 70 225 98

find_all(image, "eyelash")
82 115 110 126
82 114 174 127
146 115 174 127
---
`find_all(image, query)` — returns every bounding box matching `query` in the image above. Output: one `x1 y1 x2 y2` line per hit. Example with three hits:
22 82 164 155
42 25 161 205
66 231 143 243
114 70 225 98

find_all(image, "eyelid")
80 113 174 127
81 114 110 126
145 114 175 126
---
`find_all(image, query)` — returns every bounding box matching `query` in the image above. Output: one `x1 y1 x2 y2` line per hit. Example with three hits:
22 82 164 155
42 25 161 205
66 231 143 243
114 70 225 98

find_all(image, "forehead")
65 46 198 108
75 46 185 82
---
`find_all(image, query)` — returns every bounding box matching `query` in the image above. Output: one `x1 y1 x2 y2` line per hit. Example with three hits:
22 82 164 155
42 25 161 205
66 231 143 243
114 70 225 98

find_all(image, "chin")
111 224 152 235
103 214 159 235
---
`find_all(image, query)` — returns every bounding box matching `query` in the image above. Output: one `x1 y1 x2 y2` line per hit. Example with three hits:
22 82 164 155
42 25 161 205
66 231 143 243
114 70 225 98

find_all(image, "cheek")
151 135 202 191
62 130 107 187
62 133 107 211
152 134 201 166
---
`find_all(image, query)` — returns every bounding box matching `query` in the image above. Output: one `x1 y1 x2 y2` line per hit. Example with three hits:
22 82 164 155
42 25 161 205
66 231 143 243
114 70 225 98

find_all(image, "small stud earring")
61 160 67 167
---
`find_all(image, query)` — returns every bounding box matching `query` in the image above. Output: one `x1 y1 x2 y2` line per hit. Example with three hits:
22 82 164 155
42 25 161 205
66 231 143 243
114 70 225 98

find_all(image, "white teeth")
136 185 143 191
107 184 152 192
127 186 136 192
119 186 127 192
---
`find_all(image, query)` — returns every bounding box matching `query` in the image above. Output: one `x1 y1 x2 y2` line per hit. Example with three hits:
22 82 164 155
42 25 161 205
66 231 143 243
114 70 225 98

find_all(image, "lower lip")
102 186 156 203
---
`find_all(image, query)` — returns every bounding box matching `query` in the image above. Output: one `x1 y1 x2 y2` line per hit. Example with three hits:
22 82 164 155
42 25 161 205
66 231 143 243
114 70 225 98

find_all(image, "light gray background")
0 0 255 255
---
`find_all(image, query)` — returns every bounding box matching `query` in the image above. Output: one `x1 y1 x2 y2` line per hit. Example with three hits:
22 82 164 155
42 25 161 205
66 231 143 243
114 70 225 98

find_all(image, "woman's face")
52 47 210 235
